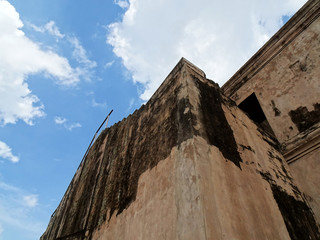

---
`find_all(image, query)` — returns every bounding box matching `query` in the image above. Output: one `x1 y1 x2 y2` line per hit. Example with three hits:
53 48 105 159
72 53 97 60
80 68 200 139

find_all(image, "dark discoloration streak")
194 77 242 169
257 128 280 151
271 100 281 116
42 74 202 240
83 85 192 234
42 74 248 239
271 185 320 240
239 144 255 153
289 103 320 132
259 170 320 240
267 150 283 163
289 55 313 74
259 170 276 184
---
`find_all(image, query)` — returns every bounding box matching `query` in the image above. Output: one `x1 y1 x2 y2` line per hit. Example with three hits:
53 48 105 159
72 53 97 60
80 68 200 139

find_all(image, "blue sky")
0 0 306 239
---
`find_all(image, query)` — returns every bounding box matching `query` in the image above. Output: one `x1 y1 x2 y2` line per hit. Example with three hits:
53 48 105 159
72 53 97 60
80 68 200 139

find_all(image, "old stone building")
41 1 320 239
222 0 320 225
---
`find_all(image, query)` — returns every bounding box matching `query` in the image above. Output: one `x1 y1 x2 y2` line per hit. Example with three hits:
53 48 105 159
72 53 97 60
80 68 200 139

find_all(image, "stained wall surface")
41 59 320 240
222 1 320 143
222 0 320 224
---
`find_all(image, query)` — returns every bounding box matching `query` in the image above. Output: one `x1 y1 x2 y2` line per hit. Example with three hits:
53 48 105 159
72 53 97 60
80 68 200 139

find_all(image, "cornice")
221 0 320 97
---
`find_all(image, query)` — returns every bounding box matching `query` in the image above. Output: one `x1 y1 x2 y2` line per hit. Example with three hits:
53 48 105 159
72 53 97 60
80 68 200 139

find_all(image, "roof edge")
148 57 206 103
165 57 206 82
221 0 320 97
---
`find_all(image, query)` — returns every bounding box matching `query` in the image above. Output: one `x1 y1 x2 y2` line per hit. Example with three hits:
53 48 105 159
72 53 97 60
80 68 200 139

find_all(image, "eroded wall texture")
41 58 320 240
222 0 320 224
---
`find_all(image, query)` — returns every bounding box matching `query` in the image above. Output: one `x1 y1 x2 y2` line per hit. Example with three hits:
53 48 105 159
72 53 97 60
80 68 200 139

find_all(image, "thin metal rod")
78 109 113 169
79 109 113 238
97 109 113 133
49 109 114 234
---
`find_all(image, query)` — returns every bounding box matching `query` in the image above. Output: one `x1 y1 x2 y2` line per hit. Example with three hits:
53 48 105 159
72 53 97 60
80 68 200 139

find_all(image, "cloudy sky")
0 0 307 239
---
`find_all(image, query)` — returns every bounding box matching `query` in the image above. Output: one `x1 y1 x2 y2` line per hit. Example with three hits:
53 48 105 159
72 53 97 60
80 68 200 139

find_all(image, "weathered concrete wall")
282 125 320 224
222 0 320 224
222 0 320 143
41 58 319 240
41 58 198 240
289 146 320 223
92 150 176 240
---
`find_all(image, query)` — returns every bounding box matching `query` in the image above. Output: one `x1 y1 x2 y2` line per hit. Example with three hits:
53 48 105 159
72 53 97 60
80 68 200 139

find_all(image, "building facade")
222 0 320 224
41 1 320 239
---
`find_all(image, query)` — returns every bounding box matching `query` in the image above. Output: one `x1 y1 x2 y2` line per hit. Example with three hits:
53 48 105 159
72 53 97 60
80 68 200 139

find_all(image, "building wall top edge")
221 0 320 96
148 57 206 103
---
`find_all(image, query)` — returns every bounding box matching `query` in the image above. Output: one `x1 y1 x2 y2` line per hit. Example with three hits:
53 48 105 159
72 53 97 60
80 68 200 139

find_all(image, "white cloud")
54 116 81 131
28 20 65 39
65 122 82 131
29 20 97 75
68 36 97 69
0 141 19 163
0 181 44 238
91 99 107 108
0 223 3 236
22 194 38 208
67 36 97 82
114 0 129 9
0 1 84 125
104 60 115 69
54 116 67 125
0 1 98 126
127 98 135 112
107 0 307 100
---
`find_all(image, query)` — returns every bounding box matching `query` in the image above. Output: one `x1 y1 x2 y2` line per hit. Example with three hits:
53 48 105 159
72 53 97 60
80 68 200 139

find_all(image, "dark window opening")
238 93 275 136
